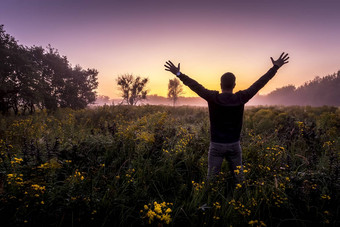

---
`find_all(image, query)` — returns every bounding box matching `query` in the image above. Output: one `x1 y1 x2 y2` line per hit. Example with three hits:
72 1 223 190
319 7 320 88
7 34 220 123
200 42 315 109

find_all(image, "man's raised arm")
239 52 289 103
164 60 216 101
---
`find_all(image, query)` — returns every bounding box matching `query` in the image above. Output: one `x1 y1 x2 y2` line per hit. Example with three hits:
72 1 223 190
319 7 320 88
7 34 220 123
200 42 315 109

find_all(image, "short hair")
221 72 236 90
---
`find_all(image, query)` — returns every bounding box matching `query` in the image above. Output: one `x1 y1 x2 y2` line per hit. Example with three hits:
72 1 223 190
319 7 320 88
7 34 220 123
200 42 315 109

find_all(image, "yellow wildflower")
236 184 242 189
249 220 258 225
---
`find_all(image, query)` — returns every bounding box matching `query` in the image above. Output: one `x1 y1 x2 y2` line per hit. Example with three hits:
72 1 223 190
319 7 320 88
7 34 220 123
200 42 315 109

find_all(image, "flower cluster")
264 145 284 162
213 201 221 209
296 121 305 134
8 118 47 140
321 194 331 200
270 191 288 207
248 220 267 226
31 184 46 193
234 165 241 175
37 159 62 170
163 126 194 154
7 173 24 186
235 183 243 189
136 131 155 143
192 180 205 191
212 201 222 220
125 168 135 183
117 112 167 144
70 169 85 181
38 163 50 169
141 201 173 225
228 199 251 216
11 157 23 165
323 140 334 148
27 183 46 204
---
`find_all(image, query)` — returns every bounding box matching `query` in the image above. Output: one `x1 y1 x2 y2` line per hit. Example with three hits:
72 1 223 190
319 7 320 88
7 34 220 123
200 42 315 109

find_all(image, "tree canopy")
0 25 98 114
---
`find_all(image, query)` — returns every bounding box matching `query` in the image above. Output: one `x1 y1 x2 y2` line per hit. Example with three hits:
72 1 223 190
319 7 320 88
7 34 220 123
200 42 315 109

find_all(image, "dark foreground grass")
0 105 339 226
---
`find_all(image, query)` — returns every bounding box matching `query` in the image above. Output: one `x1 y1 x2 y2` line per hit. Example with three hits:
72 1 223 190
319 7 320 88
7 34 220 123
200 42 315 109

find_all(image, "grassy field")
0 105 339 226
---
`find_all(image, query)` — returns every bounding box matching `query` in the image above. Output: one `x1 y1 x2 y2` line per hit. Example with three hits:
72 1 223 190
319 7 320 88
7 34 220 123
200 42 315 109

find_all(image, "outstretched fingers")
164 60 175 71
164 61 172 70
282 53 289 59
282 53 289 64
167 60 175 67
279 52 285 59
271 52 290 67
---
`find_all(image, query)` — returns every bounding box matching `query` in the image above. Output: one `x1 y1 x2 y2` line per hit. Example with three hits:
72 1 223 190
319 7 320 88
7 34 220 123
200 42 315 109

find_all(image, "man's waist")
210 131 241 144
210 140 240 146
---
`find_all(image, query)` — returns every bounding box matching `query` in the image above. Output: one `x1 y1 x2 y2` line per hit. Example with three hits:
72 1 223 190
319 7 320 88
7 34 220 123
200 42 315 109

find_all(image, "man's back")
208 94 245 143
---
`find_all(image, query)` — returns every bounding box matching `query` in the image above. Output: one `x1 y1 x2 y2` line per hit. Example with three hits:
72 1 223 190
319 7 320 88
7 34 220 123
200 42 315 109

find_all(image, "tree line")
0 25 98 114
251 70 340 106
1 24 183 114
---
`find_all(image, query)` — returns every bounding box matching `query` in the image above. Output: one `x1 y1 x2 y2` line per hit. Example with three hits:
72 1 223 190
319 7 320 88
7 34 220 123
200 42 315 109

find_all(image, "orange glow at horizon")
94 40 340 99
2 0 340 100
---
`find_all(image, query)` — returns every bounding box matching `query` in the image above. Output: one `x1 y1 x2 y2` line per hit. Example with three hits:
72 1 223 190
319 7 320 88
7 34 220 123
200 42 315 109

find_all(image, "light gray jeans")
207 141 244 184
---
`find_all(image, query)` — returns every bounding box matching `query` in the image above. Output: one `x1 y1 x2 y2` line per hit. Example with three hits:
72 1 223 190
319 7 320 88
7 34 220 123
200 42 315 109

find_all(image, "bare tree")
117 74 148 105
167 77 183 106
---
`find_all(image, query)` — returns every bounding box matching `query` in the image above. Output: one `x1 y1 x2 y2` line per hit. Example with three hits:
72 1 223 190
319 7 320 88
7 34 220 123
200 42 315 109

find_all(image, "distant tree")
117 74 148 105
265 85 296 105
95 95 111 105
167 77 183 106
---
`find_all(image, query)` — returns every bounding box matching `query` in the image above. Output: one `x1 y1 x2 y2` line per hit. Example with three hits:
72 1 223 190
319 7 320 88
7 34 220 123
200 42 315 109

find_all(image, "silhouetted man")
164 53 289 184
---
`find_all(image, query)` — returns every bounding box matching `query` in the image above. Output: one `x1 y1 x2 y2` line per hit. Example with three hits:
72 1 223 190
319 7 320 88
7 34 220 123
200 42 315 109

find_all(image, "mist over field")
95 69 340 107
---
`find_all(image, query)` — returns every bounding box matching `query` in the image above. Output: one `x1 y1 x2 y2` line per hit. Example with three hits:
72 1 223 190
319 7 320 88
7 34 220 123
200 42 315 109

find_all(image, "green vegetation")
0 105 339 226
0 25 98 114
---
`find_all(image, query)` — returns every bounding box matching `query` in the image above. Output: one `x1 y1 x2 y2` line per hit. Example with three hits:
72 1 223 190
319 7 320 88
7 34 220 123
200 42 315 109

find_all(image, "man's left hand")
165 60 180 75
271 52 289 68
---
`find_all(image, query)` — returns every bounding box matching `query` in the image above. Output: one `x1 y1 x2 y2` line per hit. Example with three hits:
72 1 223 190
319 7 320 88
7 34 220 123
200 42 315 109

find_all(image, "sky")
1 0 340 98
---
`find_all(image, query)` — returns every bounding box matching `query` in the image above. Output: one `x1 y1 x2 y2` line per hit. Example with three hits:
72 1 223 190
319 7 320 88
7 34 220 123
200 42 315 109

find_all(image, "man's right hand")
165 60 180 75
271 52 289 68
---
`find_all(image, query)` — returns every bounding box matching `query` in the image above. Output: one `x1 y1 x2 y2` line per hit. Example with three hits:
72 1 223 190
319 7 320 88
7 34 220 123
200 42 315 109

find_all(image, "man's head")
220 72 236 92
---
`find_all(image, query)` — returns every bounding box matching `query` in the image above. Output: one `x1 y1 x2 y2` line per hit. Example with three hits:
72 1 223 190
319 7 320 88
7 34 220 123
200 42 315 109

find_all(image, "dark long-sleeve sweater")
177 65 279 143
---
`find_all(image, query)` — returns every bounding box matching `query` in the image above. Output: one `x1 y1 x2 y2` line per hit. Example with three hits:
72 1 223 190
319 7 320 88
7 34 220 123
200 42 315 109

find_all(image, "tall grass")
0 105 339 226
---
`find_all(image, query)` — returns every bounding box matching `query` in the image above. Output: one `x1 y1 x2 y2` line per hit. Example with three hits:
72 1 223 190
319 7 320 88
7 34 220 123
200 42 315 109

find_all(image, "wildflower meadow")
0 105 339 226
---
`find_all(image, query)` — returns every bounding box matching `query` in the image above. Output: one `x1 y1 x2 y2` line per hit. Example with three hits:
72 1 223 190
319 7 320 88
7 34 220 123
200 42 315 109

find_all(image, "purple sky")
1 0 340 98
